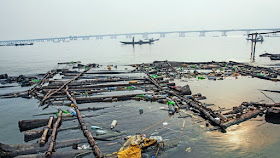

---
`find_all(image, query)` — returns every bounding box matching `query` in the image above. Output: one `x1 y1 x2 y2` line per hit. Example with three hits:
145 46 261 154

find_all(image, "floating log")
40 116 54 147
40 65 92 105
33 107 108 116
14 150 92 158
45 110 62 157
242 102 280 108
145 73 226 130
42 82 148 90
1 132 123 157
19 114 96 132
222 109 261 128
25 125 80 142
65 87 105 158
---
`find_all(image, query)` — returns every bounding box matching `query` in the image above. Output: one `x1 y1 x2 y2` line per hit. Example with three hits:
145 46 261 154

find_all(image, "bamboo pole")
40 116 54 147
65 86 105 158
45 110 62 157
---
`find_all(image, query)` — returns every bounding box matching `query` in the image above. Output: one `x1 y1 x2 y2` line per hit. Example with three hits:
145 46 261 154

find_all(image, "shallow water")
0 35 280 157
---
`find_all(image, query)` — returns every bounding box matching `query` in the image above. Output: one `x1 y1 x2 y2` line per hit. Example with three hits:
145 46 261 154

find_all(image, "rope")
142 116 171 132
260 91 276 103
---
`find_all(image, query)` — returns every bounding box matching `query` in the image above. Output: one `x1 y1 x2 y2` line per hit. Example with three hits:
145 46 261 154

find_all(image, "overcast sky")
0 0 279 40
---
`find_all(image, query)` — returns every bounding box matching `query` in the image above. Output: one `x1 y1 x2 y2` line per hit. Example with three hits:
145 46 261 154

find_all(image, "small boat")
120 37 159 45
270 56 280 60
246 34 264 42
259 52 280 60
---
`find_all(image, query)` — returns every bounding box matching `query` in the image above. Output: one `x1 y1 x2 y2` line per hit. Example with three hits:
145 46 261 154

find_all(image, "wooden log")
145 73 226 131
40 116 54 146
14 150 92 158
40 65 92 105
19 114 97 132
222 109 261 128
33 107 108 116
25 125 80 142
1 132 123 157
45 110 62 157
42 82 148 90
65 87 105 158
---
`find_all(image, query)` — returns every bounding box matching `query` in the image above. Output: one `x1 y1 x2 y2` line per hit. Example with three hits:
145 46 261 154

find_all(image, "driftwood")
65 87 105 158
1 131 123 157
46 110 62 157
14 150 92 158
245 102 280 108
40 116 53 146
145 73 226 130
40 66 92 105
25 125 80 142
19 114 97 132
42 82 148 90
222 109 261 128
33 107 108 116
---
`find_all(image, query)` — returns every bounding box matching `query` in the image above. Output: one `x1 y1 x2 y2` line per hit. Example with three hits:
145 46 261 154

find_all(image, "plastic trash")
77 144 90 150
149 136 163 142
69 108 77 116
163 122 168 126
139 107 143 114
111 120 118 129
144 94 153 99
129 80 138 84
91 126 102 129
186 147 192 152
96 130 107 135
167 101 175 105
108 87 117 90
198 76 205 80
168 104 175 114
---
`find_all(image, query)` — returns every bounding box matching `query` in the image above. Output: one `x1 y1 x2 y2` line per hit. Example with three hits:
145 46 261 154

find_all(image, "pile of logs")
0 60 279 157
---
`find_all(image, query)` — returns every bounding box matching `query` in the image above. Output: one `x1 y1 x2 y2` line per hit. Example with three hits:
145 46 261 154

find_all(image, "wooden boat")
120 37 159 45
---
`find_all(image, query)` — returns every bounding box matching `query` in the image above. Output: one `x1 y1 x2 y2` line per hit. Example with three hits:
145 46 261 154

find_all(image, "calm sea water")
0 35 280 158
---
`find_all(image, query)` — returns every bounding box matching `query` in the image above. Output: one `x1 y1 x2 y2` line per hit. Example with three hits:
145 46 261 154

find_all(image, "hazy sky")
0 0 279 40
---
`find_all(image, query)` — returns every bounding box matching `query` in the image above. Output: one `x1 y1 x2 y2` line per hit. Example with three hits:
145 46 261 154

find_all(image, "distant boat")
120 37 159 45
259 52 280 60
3 42 34 46
246 34 264 42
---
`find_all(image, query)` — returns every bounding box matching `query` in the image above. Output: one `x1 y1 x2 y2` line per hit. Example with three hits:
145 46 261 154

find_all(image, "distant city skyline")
1 0 279 40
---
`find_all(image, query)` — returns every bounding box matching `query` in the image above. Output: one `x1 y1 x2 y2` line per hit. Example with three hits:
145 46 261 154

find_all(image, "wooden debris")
46 110 62 157
40 116 54 147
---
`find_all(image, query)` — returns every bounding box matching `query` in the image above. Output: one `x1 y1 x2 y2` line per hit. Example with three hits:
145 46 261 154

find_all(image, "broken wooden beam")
222 109 261 128
25 125 80 142
40 116 54 146
45 110 62 157
65 87 105 158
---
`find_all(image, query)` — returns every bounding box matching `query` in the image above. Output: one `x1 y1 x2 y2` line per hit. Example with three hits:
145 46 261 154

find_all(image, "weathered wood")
222 109 261 128
1 132 123 157
40 116 54 146
25 125 80 142
45 110 62 157
19 114 97 131
65 87 105 158
14 150 92 158
146 73 226 130
42 82 148 90
33 107 108 116
40 66 92 105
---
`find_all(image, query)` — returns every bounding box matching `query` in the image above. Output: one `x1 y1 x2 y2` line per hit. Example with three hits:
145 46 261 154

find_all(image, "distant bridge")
0 28 280 44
